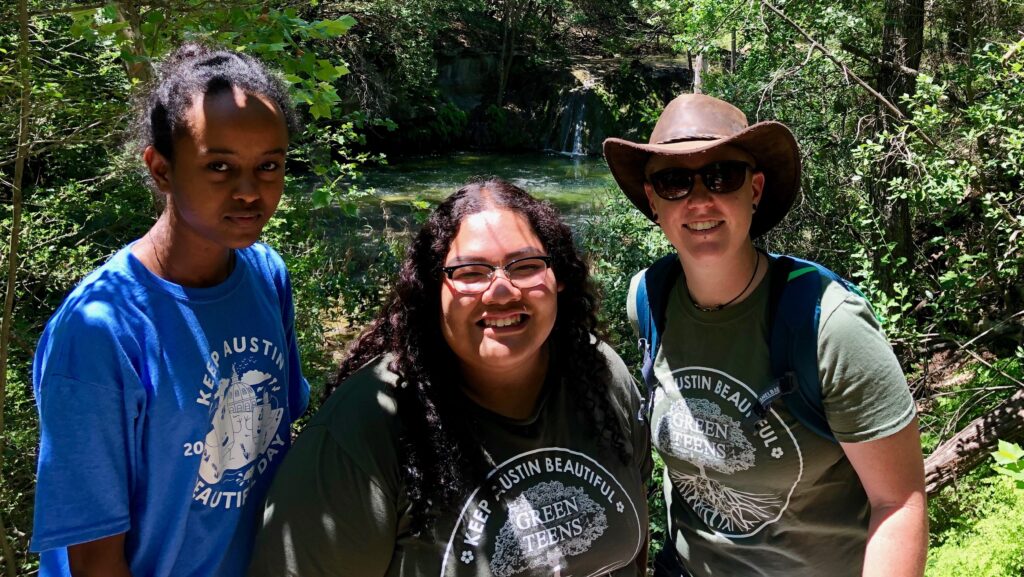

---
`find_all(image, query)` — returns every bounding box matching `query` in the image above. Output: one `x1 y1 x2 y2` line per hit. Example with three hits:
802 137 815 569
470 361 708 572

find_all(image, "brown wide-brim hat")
603 93 801 238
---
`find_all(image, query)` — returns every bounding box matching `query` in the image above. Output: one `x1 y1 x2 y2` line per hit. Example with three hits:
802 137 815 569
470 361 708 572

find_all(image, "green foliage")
917 358 1022 462
405 99 469 149
1 365 39 573
992 440 1024 489
578 186 671 367
927 474 1024 577
482 104 535 150
597 60 679 143
62 2 371 208
330 0 458 117
634 0 752 55
844 51 1024 341
261 184 406 406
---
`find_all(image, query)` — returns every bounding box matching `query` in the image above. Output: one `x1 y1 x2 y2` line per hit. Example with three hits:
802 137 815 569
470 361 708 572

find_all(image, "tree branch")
924 387 1024 495
685 1 746 57
29 1 107 17
0 120 108 169
840 41 920 77
0 1 30 574
1001 35 1024 63
759 0 936 147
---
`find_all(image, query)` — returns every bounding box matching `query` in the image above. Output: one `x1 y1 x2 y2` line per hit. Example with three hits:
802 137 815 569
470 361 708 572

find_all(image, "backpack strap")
636 251 855 444
634 253 681 422
752 253 856 443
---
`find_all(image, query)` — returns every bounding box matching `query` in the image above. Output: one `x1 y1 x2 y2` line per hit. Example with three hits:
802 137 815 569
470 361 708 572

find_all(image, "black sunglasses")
647 161 753 200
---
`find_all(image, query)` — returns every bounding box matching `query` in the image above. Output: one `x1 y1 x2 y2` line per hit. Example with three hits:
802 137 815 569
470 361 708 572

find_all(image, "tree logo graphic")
440 448 643 577
654 367 803 537
490 481 607 577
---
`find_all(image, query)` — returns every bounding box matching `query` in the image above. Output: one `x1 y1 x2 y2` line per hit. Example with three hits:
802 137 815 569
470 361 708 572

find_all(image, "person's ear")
751 171 765 206
643 181 659 222
143 146 172 193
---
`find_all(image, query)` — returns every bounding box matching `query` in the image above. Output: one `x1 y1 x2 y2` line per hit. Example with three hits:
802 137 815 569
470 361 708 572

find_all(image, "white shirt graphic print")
193 335 290 510
442 447 643 577
653 366 804 537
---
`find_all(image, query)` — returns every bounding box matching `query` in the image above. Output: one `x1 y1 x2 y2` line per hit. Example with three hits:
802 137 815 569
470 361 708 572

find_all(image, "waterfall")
570 96 586 156
559 90 587 157
550 88 590 156
545 67 598 156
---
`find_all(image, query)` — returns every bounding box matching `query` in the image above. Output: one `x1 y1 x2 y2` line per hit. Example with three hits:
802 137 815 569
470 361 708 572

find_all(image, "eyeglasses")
647 161 753 200
442 256 553 294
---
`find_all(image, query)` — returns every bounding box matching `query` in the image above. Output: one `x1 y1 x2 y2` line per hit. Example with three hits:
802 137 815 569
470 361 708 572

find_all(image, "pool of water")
352 151 616 215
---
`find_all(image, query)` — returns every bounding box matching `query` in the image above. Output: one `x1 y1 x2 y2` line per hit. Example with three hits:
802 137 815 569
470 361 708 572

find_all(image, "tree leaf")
316 16 356 37
992 440 1024 464
311 188 329 208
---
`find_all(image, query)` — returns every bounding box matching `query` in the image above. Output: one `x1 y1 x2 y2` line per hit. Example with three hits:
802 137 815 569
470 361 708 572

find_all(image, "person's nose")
233 175 261 204
480 269 522 305
684 178 715 206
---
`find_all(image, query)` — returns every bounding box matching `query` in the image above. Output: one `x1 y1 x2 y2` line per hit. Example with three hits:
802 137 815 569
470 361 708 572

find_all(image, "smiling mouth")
479 313 526 328
685 220 723 231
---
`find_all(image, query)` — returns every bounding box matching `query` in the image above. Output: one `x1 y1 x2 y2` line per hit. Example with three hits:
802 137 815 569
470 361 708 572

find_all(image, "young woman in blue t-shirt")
31 43 308 577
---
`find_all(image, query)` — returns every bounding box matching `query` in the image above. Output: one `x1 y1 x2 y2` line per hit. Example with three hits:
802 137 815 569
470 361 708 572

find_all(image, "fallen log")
924 387 1024 495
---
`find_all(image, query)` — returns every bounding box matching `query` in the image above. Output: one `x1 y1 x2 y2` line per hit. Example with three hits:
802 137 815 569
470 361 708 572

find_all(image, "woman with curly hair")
250 179 651 576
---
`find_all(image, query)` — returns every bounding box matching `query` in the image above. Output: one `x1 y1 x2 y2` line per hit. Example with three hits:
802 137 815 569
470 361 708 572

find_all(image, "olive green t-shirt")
627 260 915 577
249 343 650 577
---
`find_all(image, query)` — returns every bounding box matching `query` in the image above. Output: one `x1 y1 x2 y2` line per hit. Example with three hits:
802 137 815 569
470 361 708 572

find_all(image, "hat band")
655 134 731 145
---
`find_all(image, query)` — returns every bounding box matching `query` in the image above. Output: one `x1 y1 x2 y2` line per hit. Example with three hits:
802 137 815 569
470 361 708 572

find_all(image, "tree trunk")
0 0 31 573
496 0 532 107
693 53 704 94
731 29 736 73
115 0 152 83
497 31 514 105
868 0 925 292
924 387 1024 495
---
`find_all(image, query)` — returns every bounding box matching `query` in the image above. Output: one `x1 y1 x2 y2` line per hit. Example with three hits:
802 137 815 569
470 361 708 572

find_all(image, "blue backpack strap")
634 253 681 422
742 255 800 431
764 253 864 443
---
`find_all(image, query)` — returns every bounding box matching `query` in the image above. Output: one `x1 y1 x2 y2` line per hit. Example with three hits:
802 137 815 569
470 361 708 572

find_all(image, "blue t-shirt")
31 242 309 577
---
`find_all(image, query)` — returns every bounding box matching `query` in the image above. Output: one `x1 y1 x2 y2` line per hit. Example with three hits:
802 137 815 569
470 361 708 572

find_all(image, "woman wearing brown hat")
604 94 927 577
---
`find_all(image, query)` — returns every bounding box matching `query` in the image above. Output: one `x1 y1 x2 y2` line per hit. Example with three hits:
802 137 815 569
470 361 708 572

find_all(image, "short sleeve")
279 267 309 418
31 292 149 552
249 424 397 577
600 342 652 483
817 284 916 443
255 244 310 419
32 374 139 551
626 270 645 338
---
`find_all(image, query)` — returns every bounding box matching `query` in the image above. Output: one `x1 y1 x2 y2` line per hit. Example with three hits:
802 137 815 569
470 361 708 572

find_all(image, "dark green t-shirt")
627 260 916 577
249 343 651 577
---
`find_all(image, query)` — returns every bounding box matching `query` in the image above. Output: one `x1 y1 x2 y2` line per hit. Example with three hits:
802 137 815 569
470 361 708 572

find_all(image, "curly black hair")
136 42 300 165
326 178 632 532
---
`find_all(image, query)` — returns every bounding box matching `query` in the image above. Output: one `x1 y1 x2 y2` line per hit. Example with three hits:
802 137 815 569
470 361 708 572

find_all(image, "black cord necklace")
688 250 761 313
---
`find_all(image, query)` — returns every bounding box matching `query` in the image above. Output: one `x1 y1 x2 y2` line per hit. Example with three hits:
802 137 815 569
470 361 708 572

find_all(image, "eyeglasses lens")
447 257 551 294
650 161 750 200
